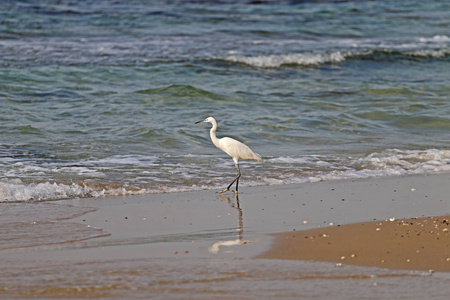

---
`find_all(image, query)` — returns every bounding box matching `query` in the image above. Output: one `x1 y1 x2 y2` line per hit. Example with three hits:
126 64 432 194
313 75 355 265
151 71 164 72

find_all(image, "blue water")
1 0 450 201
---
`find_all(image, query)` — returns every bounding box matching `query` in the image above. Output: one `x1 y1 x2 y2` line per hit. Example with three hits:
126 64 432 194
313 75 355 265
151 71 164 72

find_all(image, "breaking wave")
1 149 449 203
223 51 348 68
221 48 450 68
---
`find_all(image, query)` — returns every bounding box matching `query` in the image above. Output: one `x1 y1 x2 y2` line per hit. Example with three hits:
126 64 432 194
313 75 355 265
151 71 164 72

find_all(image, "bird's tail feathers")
251 153 263 162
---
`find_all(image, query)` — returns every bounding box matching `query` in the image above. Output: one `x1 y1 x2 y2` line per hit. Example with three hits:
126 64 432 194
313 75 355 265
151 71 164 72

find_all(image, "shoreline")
1 173 450 298
4 173 450 263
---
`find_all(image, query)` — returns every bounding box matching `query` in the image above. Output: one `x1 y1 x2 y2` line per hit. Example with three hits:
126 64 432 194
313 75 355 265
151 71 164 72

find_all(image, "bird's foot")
216 188 236 194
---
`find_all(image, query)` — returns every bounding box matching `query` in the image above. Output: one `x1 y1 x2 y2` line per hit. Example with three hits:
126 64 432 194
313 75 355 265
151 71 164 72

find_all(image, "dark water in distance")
1 0 450 201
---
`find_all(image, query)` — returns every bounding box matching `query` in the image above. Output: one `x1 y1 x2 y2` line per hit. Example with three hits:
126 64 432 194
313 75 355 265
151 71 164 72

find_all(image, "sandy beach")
1 173 450 298
2 1 450 298
259 215 450 272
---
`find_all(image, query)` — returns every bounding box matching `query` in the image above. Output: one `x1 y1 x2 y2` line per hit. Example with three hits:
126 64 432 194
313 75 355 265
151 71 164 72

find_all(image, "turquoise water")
1 0 450 201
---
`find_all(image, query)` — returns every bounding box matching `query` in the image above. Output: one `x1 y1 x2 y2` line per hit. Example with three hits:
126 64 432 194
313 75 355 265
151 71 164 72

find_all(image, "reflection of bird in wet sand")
209 195 246 254
195 117 262 195
221 194 243 241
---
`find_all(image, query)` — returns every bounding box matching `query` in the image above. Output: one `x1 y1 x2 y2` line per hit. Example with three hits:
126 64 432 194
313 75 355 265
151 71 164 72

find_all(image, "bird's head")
195 117 215 124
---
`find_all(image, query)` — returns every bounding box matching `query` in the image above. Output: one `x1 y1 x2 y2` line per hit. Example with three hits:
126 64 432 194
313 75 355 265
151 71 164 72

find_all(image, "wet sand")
1 174 450 298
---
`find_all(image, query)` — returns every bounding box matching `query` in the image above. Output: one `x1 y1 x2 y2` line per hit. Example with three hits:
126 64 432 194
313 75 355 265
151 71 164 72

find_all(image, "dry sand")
258 215 450 272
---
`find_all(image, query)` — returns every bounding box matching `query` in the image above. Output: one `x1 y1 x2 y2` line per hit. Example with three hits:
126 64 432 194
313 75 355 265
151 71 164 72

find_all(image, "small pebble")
411 188 416 192
173 251 178 254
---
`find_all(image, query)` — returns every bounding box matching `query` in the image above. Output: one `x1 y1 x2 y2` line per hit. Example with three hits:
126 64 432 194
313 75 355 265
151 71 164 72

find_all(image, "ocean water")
1 0 450 202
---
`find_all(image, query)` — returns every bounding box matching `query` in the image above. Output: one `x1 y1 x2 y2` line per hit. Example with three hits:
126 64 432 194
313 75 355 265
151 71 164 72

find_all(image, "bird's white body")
214 136 262 163
196 116 262 194
207 118 262 163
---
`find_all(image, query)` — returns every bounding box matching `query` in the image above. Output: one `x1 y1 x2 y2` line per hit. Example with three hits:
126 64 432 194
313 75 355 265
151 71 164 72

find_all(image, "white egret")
195 117 262 194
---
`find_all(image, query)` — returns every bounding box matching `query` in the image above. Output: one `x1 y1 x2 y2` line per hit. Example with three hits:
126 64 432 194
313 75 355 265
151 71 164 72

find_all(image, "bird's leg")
217 162 241 195
217 173 239 194
225 170 240 194
235 163 240 194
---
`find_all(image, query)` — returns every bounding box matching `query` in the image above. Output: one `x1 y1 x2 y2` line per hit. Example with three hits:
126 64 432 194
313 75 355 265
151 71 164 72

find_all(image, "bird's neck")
209 120 221 148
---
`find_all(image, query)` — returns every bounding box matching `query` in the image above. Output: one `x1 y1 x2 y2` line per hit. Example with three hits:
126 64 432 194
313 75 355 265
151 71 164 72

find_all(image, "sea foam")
222 46 450 68
0 180 92 202
223 51 348 68
2 149 449 203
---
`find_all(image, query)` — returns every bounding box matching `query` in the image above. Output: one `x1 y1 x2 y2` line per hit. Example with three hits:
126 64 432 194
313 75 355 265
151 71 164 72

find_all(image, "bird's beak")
195 120 203 124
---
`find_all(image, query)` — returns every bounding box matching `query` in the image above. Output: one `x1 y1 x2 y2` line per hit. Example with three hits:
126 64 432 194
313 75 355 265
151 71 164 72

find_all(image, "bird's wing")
219 137 262 162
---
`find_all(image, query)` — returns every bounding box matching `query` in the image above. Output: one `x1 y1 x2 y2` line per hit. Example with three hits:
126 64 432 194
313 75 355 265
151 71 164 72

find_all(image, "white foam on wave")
359 149 450 173
224 51 348 68
222 43 450 68
86 155 159 166
262 149 450 185
2 149 449 202
2 154 160 184
406 48 450 58
268 156 313 164
419 35 450 43
0 179 155 202
0 180 93 202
